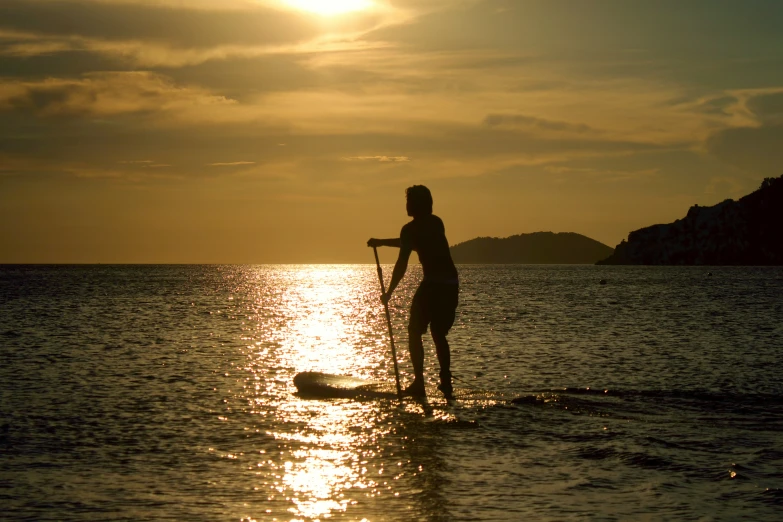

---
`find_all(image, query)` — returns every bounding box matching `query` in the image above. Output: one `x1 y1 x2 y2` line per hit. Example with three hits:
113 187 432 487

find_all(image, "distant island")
597 175 783 265
450 232 614 264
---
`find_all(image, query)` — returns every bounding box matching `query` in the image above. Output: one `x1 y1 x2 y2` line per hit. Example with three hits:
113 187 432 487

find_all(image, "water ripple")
1 264 782 520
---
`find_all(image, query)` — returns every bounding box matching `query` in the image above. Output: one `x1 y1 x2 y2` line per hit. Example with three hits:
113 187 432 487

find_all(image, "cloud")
344 155 410 162
369 0 783 62
745 91 783 123
209 161 256 166
0 72 234 118
0 29 395 71
484 114 599 134
0 0 399 71
64 164 182 181
0 28 78 57
0 0 320 49
693 95 739 117
118 160 171 168
704 89 783 176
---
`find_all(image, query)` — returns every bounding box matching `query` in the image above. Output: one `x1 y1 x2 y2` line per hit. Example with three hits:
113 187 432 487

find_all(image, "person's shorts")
409 281 459 337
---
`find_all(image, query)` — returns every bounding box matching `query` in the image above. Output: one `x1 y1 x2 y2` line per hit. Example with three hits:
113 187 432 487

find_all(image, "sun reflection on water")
266 403 401 520
277 265 387 379
243 265 402 520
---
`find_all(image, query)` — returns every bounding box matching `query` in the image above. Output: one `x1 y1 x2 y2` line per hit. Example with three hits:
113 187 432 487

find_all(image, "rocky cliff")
450 232 614 264
597 175 783 265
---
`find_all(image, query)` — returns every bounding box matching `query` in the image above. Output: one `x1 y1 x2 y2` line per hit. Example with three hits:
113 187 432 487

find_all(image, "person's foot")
438 381 454 401
403 379 426 398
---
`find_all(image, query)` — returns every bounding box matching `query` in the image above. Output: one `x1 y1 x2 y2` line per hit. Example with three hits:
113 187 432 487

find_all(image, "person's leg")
431 331 451 386
431 284 458 399
431 329 452 399
408 330 425 383
406 284 429 395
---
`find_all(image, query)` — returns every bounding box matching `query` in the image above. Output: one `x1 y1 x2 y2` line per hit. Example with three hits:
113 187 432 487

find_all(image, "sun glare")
284 0 374 16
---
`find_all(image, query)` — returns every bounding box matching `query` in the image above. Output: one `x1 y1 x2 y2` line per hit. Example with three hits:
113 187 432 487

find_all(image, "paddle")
373 246 403 399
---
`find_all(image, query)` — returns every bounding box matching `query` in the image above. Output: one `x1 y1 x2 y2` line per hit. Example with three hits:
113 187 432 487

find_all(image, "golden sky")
1 0 782 263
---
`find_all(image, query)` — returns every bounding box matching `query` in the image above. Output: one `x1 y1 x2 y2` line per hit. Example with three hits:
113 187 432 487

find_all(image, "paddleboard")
293 371 400 400
293 371 517 406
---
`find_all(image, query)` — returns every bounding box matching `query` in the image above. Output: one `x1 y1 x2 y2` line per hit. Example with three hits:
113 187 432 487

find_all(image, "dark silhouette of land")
450 232 614 264
598 175 783 265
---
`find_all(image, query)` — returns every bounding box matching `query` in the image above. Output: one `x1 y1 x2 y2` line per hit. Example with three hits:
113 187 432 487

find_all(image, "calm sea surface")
1 264 782 521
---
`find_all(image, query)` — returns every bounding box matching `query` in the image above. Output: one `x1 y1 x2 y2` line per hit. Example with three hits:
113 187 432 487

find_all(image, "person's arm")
381 230 412 304
383 248 411 302
367 238 402 248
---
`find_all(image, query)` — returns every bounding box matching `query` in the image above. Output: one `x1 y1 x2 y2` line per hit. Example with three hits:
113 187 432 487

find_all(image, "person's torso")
402 215 458 283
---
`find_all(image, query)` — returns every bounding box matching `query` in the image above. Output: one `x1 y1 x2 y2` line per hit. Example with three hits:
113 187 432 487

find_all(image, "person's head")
405 185 433 217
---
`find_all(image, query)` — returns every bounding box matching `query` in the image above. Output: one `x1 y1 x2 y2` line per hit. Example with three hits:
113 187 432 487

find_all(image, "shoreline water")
2 265 782 520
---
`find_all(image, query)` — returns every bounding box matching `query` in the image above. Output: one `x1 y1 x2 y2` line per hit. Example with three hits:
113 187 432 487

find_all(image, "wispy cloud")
118 161 172 168
0 0 320 49
703 88 783 175
209 161 256 166
343 155 411 162
745 90 783 124
0 0 399 67
484 114 599 134
0 72 234 118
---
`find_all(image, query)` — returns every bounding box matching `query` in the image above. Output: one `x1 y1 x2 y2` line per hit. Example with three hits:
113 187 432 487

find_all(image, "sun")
283 0 374 16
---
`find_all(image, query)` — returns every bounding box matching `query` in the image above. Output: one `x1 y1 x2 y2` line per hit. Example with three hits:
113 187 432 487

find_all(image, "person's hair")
406 185 433 216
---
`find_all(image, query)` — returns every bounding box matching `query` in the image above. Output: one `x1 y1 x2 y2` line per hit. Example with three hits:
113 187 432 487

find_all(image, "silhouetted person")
367 185 459 400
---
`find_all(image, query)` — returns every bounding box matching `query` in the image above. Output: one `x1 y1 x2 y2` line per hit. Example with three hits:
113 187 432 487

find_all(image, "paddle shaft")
373 246 403 399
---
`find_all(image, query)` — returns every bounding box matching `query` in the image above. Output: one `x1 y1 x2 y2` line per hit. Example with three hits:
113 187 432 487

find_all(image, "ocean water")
1 264 782 521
